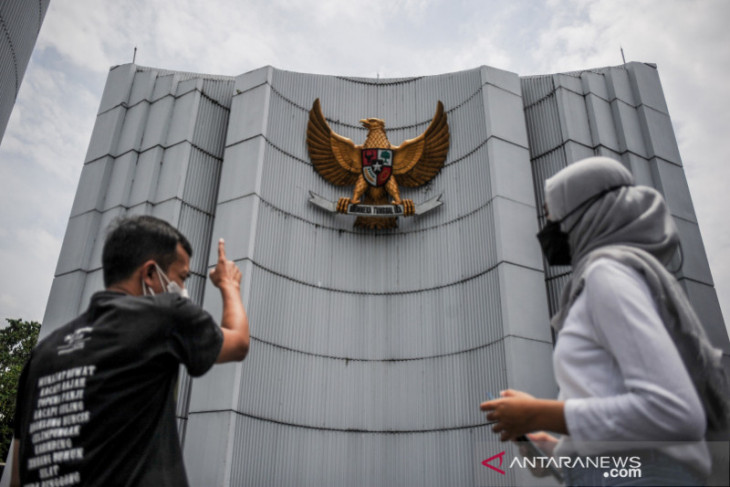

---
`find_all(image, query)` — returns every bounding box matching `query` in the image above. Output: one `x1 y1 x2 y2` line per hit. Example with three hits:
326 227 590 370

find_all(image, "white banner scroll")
308 191 443 217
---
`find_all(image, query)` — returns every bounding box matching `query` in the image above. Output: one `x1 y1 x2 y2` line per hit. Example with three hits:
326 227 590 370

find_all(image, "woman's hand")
480 389 567 441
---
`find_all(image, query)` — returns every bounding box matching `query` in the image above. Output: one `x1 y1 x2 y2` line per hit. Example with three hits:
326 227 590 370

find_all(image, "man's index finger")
218 238 226 260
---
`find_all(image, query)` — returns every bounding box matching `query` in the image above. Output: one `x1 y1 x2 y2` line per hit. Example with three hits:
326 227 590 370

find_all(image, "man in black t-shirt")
10 216 250 487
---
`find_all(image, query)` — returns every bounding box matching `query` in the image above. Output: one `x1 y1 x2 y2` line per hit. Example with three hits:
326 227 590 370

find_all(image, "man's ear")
140 260 158 287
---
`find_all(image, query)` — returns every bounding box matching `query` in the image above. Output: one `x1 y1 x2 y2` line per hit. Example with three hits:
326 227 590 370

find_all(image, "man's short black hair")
102 216 193 287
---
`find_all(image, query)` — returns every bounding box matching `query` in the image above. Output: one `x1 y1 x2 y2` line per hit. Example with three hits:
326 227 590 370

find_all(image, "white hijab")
546 156 729 437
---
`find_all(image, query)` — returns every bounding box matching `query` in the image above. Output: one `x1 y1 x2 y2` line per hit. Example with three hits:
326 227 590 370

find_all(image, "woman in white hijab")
481 157 728 486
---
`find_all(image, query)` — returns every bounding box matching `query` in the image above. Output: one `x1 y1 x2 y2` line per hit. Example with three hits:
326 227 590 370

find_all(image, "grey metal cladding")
97 64 136 115
521 61 725 340
249 197 500 290
683 281 730 353
637 105 682 164
41 271 86 337
243 263 504 360
44 65 234 334
585 93 620 151
182 412 516 487
182 65 551 485
627 62 669 114
70 157 115 216
102 152 138 211
46 60 725 486
487 140 534 205
0 0 51 141
0 1 37 83
84 106 126 162
649 158 696 221
229 341 506 431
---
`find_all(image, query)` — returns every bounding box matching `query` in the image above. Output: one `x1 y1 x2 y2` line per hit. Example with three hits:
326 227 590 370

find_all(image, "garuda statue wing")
307 98 361 186
392 101 449 187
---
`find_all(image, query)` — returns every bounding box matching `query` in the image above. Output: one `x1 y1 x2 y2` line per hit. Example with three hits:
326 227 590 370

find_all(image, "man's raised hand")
209 238 242 290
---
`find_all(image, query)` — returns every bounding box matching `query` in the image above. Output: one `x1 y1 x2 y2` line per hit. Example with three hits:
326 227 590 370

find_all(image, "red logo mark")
481 451 506 475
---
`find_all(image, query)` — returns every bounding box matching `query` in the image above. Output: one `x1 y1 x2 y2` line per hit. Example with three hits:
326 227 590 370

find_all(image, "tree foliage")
0 319 40 463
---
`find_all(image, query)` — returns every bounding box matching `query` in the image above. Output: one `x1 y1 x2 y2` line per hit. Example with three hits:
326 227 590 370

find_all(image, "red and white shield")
361 149 393 187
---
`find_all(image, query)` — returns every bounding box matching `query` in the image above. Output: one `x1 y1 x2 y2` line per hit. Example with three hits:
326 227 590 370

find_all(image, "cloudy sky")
0 0 728 333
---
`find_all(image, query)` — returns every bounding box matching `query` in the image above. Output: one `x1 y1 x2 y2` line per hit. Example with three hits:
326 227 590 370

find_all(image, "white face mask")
142 263 190 299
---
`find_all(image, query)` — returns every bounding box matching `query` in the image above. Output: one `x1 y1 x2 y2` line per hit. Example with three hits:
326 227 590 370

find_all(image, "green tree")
0 319 40 463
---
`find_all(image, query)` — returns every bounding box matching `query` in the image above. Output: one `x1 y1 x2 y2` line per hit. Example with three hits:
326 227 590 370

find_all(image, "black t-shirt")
13 291 223 487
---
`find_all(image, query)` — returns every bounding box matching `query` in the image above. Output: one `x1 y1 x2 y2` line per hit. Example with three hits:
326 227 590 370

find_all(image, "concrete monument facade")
40 62 727 486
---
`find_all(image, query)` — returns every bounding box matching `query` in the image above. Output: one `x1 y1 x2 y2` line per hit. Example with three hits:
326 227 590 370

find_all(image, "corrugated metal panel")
182 146 222 213
604 66 636 105
250 195 497 293
46 57 724 483
232 340 506 430
84 106 126 162
202 78 235 107
184 65 547 485
523 96 562 158
128 147 164 206
177 203 215 275
265 69 488 164
520 74 554 106
151 73 176 101
167 90 201 147
175 366 192 444
116 101 150 154
0 31 16 119
70 156 114 217
521 63 721 330
531 148 569 233
522 74 575 318
245 264 502 360
0 0 37 77
128 69 158 106
50 61 728 487
269 68 483 132
585 92 620 151
54 211 102 275
227 417 515 487
176 77 203 98
102 152 138 210
140 95 174 151
42 66 235 450
0 0 49 141
192 95 230 156
41 272 87 335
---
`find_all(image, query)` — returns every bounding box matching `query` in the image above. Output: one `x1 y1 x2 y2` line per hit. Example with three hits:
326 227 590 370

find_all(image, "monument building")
37 62 728 486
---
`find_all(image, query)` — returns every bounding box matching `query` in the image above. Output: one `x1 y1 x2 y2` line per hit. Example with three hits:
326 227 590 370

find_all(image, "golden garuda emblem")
306 98 450 229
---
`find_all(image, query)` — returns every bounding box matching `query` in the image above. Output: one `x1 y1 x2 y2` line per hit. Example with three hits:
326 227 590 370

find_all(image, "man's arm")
209 239 250 363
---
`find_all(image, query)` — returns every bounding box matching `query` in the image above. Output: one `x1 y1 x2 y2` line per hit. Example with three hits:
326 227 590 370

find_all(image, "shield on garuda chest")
361 148 393 187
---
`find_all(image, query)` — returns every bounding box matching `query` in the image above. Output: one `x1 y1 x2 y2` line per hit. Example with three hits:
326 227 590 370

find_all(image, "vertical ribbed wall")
182 66 553 486
521 62 729 360
42 64 235 438
44 61 727 486
0 0 51 143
